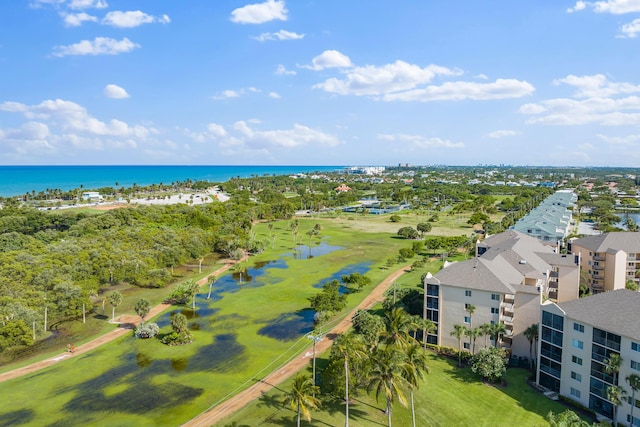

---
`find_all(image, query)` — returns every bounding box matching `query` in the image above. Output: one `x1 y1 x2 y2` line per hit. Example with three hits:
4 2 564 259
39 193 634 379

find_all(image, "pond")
615 212 640 230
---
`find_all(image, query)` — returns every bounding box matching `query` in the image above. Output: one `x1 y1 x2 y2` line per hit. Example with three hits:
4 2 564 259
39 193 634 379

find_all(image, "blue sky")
1 1 640 166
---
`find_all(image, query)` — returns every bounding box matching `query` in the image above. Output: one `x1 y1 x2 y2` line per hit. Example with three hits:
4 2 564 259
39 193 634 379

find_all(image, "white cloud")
230 0 287 24
597 133 640 145
275 64 296 75
0 98 156 158
102 11 170 28
314 60 462 96
487 130 520 139
104 84 129 99
381 79 534 102
377 133 464 148
567 1 587 12
68 0 108 10
186 121 340 150
253 29 304 42
61 12 97 27
619 18 640 37
520 95 640 125
568 0 640 14
522 74 640 125
303 50 352 71
212 87 267 99
29 0 65 8
52 37 139 57
554 74 640 97
268 92 281 99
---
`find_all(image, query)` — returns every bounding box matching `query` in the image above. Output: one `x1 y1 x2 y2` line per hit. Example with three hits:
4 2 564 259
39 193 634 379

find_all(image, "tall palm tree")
479 323 492 349
368 346 409 427
451 324 466 367
489 323 507 348
465 304 476 349
334 332 365 427
605 353 623 385
383 307 412 349
402 343 430 427
464 327 480 355
524 323 539 371
284 373 321 427
627 373 640 426
607 385 626 426
419 318 436 350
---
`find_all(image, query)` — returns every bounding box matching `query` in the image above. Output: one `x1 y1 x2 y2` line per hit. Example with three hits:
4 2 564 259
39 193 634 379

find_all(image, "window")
465 303 471 309
571 371 582 382
465 290 472 297
632 360 640 372
464 316 471 324
570 387 581 398
572 355 583 365
491 307 499 314
572 339 584 350
491 293 500 301
633 342 640 353
463 342 470 349
574 323 585 333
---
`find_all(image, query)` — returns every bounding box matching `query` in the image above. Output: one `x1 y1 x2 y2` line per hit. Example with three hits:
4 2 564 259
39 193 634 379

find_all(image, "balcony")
504 294 515 304
592 264 605 270
594 255 605 261
501 315 514 325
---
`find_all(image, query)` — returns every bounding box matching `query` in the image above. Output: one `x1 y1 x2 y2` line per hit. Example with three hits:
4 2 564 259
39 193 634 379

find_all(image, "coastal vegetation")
1 166 638 425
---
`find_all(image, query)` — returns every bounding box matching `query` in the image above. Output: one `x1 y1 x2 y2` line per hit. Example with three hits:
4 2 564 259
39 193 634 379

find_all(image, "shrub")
134 322 159 339
470 347 508 383
161 331 193 346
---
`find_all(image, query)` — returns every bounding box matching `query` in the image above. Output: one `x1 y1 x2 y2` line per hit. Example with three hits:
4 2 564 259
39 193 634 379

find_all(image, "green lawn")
217 352 566 427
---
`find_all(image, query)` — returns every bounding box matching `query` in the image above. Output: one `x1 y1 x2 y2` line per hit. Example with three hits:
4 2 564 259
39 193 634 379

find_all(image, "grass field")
217 351 567 427
0 211 513 426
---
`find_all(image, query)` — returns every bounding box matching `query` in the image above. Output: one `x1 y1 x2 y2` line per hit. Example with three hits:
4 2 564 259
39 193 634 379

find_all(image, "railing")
504 294 515 303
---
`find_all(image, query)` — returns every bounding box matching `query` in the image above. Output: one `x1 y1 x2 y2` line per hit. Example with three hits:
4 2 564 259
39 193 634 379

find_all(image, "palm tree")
607 385 626 426
283 373 321 427
368 346 409 427
464 327 480 355
489 323 507 348
627 373 640 426
134 298 151 324
451 324 466 367
419 318 436 350
334 332 365 427
383 307 412 348
465 304 476 349
108 291 122 321
605 353 623 386
524 323 539 371
402 343 430 427
479 323 492 349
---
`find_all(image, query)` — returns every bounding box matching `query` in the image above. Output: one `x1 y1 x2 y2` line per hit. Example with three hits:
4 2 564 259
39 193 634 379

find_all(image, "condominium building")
512 190 576 243
424 230 580 358
537 290 640 425
569 232 640 294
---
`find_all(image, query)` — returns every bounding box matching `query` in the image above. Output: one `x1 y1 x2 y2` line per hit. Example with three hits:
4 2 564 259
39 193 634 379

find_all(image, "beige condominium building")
537 290 640 425
569 232 640 294
424 230 580 359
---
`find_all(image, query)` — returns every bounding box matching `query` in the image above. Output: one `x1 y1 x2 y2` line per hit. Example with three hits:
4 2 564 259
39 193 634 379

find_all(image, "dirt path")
0 259 244 384
183 264 411 427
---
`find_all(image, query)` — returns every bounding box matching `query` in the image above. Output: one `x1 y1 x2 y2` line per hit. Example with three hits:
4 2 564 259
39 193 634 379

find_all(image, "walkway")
182 264 411 427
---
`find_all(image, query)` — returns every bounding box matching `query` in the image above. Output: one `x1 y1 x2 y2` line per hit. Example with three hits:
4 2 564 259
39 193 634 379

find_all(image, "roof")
556 290 640 342
433 230 573 294
571 232 640 254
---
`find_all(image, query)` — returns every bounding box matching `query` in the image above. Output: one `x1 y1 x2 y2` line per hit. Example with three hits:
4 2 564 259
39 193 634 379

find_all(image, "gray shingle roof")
557 289 640 342
571 232 640 254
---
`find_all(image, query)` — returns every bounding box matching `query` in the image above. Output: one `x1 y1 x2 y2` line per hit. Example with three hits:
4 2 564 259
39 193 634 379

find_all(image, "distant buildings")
512 190 576 243
424 230 579 359
343 166 385 175
537 290 640 424
81 191 102 201
569 232 640 294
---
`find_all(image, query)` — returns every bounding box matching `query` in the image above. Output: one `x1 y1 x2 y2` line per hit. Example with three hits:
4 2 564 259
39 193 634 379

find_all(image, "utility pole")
306 329 323 396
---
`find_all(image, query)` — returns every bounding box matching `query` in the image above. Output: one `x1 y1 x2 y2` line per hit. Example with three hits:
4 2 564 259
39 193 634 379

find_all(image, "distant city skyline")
1 1 640 166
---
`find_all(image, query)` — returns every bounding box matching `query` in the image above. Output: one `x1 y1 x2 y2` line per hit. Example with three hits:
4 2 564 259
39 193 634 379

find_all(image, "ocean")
0 165 344 197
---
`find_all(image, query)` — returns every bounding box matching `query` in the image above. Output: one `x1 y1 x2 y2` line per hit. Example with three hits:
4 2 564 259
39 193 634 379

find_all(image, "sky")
2 1 640 167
